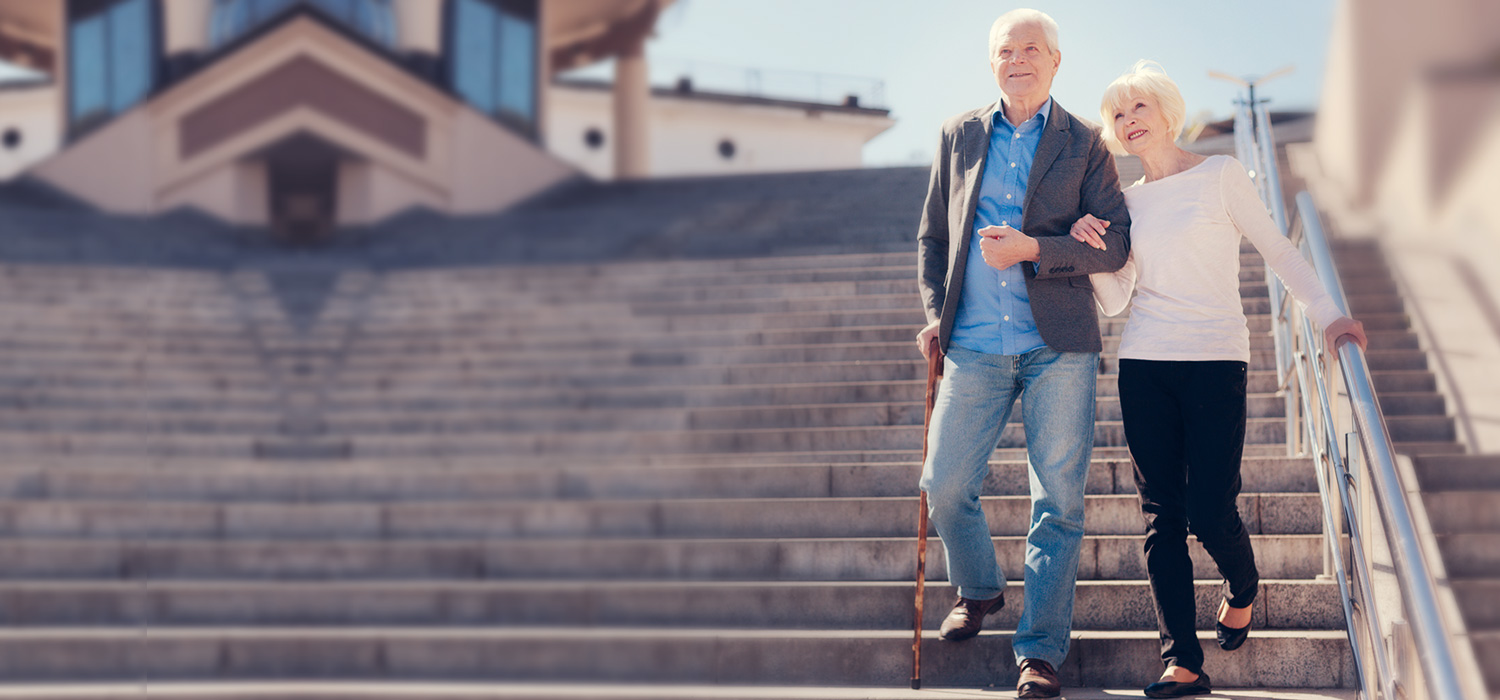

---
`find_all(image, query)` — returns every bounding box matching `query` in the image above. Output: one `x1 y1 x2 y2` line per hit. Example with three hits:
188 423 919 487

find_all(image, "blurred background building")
0 0 891 242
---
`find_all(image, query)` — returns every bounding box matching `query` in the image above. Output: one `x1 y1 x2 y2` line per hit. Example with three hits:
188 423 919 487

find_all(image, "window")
448 0 538 136
210 0 396 49
68 0 158 133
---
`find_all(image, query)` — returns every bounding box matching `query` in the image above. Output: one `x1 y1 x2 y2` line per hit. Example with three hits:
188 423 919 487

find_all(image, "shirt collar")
992 96 1052 130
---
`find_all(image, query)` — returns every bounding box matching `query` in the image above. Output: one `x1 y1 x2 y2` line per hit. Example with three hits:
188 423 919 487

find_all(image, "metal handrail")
1228 93 1470 699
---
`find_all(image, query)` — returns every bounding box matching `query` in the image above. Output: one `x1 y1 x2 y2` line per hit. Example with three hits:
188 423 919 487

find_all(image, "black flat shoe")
1216 617 1250 650
1144 669 1211 698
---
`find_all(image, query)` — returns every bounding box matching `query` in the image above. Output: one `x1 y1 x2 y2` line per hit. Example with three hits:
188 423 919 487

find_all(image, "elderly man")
914 8 1130 698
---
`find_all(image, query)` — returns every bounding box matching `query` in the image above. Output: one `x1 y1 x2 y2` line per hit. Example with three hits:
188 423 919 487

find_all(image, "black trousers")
1118 359 1260 674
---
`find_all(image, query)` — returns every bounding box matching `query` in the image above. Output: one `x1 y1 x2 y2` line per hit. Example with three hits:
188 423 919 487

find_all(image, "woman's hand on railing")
1324 316 1368 351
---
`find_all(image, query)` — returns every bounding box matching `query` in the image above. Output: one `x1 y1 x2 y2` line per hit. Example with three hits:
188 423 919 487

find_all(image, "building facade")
548 78 892 181
0 0 894 239
0 0 662 239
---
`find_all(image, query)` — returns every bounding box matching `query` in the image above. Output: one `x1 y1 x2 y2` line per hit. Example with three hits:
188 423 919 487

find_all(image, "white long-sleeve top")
1090 155 1344 363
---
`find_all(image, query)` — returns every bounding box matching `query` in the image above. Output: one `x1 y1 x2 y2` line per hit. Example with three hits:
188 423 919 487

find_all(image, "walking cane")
911 335 943 690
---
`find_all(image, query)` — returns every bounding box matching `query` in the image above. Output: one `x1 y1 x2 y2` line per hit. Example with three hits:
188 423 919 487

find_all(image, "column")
612 36 649 179
162 0 211 54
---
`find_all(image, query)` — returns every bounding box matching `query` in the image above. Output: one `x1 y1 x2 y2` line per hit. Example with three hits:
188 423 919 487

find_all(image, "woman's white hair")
988 9 1060 58
1099 60 1187 156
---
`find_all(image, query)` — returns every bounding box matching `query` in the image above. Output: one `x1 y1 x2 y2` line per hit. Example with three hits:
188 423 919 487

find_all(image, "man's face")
989 22 1060 103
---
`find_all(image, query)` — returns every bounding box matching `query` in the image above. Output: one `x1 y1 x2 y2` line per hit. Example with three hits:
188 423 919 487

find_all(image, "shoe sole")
1017 689 1061 699
1145 688 1211 699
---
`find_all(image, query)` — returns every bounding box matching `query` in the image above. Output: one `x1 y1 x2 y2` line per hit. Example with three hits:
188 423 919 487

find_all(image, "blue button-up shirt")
950 97 1051 356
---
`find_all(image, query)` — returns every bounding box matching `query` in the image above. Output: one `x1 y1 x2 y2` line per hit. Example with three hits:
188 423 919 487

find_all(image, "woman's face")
1112 93 1166 156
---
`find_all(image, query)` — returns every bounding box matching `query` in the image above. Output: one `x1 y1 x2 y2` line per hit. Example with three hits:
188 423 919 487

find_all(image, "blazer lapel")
1022 103 1070 227
953 111 992 269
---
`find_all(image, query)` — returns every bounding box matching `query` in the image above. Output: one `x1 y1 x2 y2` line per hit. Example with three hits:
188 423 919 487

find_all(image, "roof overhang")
546 0 674 73
0 0 58 72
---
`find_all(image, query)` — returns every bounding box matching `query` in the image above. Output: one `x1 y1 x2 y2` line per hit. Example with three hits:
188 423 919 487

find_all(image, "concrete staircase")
0 167 1366 697
1414 452 1500 698
1322 238 1500 697
1326 239 1461 455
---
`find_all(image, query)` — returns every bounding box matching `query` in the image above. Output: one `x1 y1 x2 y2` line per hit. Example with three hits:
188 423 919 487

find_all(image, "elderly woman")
1068 61 1366 698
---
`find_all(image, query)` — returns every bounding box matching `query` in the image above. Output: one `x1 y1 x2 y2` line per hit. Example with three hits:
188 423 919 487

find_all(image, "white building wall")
0 85 62 181
32 106 155 213
548 85 893 180
392 0 443 54
161 0 212 54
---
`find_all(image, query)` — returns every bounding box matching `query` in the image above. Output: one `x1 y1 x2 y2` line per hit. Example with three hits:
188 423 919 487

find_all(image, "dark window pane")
210 0 252 45
69 15 108 123
497 7 534 125
212 0 395 48
108 0 152 113
452 0 497 113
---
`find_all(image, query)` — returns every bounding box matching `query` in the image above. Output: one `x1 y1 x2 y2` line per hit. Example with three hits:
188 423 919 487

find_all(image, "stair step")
13 455 1317 501
1413 455 1500 490
326 418 1296 456
0 534 1328 580
0 627 1354 687
0 579 1341 629
0 493 1321 539
1453 579 1500 628
1437 533 1500 576
1472 629 1500 690
315 395 1292 433
1392 441 1468 456
1423 492 1500 533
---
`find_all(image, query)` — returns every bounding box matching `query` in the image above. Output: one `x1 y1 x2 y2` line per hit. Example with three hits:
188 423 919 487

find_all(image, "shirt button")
1001 281 1007 287
1001 221 1007 225
1004 315 1010 321
1014 133 1021 139
1010 162 1017 168
1005 194 1012 199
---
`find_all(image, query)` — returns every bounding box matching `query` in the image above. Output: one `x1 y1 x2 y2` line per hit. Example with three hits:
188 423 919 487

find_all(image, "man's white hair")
988 9 1060 58
1099 60 1188 156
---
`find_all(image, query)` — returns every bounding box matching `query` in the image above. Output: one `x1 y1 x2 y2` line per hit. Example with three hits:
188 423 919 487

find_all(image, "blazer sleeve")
917 128 953 325
1033 126 1131 279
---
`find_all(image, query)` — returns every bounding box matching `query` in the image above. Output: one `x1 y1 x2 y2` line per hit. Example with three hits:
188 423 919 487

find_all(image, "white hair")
1099 60 1188 156
988 9 1060 58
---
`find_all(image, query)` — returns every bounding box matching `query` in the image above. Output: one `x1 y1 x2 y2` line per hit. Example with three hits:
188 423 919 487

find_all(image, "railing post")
1320 446 1340 581
1346 430 1362 585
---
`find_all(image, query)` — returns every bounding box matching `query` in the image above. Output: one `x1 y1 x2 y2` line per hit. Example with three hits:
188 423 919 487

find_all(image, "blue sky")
628 0 1337 166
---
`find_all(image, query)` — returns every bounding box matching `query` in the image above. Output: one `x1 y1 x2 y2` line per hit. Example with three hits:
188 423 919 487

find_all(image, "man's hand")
916 320 941 359
1324 316 1368 352
978 225 1041 271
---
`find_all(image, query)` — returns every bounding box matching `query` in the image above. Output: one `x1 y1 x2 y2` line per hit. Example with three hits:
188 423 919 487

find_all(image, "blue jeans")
919 344 1098 668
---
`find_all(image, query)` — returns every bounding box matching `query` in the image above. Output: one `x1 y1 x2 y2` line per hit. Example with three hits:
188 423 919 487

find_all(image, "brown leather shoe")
1017 657 1061 698
937 594 1004 641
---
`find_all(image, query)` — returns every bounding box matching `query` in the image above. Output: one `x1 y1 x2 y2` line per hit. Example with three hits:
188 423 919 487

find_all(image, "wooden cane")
911 335 944 690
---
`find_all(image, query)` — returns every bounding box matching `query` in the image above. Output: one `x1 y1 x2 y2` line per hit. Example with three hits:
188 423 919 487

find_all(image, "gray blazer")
918 99 1131 354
